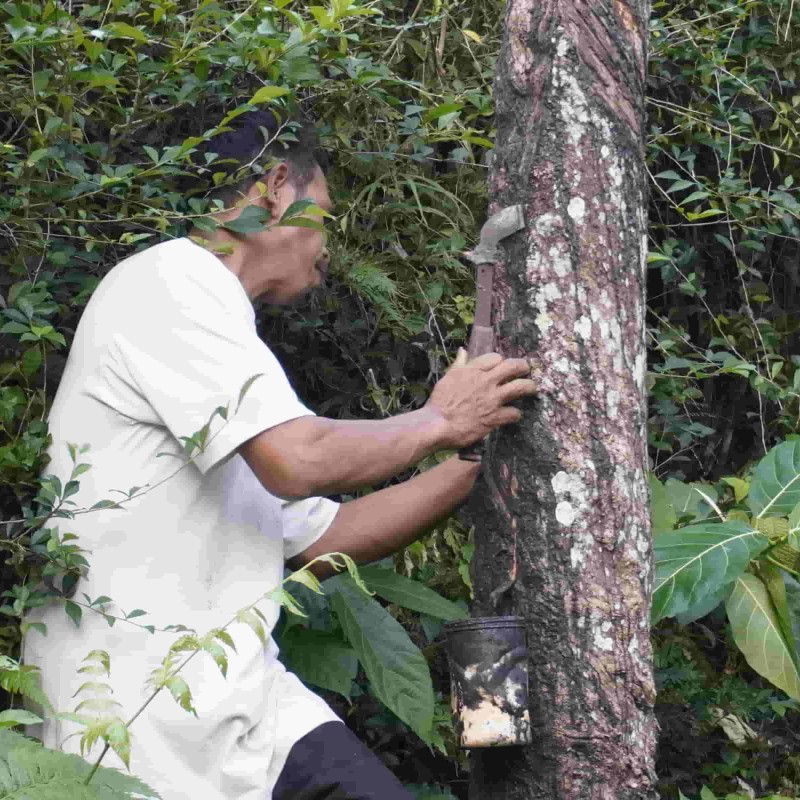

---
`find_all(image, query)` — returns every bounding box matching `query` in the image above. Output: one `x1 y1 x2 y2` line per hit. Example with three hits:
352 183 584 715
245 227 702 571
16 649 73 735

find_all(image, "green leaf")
686 209 725 221
20 347 42 377
781 571 800 662
107 22 148 43
674 579 733 625
90 499 122 510
249 85 290 104
285 568 323 595
165 675 195 714
0 660 52 711
0 729 159 797
722 477 750 504
664 479 717 522
358 566 467 621
279 199 332 222
279 628 357 697
422 103 463 123
652 521 769 623
0 710 43 729
235 609 267 643
760 561 799 670
64 600 82 628
328 575 434 741
266 588 308 618
275 217 327 232
236 374 264 412
681 190 711 205
789 501 800 549
666 179 696 194
649 474 676 532
726 573 800 701
222 206 270 234
748 440 800 518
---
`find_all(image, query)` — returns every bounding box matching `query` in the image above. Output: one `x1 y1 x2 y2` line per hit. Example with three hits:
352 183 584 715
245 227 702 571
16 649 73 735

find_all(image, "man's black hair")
200 109 324 207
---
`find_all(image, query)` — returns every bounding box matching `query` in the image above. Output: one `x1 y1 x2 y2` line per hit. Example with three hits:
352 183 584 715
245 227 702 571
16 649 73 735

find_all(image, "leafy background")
3 0 800 798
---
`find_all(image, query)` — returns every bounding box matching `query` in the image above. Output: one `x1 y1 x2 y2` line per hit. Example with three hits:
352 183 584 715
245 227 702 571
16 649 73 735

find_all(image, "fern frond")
345 262 400 314
0 659 52 712
0 730 159 799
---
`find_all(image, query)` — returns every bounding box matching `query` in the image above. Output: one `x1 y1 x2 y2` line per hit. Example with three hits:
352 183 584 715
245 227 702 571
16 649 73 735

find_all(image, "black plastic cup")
443 616 531 749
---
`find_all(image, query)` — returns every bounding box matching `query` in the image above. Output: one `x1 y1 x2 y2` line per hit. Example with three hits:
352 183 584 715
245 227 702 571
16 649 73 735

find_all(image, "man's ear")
266 162 289 197
251 162 289 215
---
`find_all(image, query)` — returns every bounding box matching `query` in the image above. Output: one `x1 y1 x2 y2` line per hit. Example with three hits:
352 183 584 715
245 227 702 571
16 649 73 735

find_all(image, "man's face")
253 164 333 305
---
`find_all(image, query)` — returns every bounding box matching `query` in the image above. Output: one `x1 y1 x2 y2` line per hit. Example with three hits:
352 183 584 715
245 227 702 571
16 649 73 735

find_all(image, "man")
24 110 535 799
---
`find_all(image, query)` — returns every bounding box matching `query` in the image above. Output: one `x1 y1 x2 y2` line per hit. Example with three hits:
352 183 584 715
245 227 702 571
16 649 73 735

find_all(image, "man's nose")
317 248 330 270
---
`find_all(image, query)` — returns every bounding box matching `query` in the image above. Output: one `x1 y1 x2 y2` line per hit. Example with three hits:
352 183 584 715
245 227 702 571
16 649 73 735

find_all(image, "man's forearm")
287 456 481 579
242 407 451 498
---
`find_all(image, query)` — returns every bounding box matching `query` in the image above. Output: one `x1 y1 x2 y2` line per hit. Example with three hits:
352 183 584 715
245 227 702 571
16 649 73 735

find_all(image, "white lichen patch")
552 470 594 567
535 312 554 335
574 315 592 340
551 471 587 498
549 245 571 277
536 282 562 305
555 501 576 526
595 621 614 652
553 357 570 373
634 351 646 391
606 390 620 419
535 213 560 236
567 196 586 223
568 533 592 568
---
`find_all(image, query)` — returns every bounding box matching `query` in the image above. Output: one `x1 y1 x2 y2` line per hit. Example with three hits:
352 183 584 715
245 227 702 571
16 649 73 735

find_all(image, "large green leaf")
649 474 677 533
359 566 468 621
664 479 718 523
279 628 357 698
760 561 799 670
327 575 434 741
652 521 768 623
674 580 733 625
747 440 800 518
726 573 800 701
780 571 800 662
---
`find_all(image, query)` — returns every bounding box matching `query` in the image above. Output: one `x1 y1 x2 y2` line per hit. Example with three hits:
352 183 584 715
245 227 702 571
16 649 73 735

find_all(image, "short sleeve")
103 245 313 474
282 496 341 560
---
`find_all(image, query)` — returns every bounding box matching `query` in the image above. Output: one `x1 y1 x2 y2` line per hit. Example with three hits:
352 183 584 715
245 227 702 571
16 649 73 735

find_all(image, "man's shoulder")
94 238 246 315
108 237 221 285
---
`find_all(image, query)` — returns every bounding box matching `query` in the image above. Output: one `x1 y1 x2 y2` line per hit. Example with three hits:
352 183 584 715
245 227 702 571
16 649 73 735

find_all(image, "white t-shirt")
23 238 342 799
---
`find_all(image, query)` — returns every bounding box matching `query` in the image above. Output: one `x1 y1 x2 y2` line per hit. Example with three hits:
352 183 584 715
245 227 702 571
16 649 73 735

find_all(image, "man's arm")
240 352 535 499
286 456 481 579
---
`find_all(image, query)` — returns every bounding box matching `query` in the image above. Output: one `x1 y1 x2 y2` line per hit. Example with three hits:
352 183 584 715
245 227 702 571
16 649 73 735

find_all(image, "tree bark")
468 2 657 798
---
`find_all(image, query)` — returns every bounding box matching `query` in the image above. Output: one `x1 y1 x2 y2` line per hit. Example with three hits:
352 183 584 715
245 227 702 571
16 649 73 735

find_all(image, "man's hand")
425 350 536 449
242 351 535 499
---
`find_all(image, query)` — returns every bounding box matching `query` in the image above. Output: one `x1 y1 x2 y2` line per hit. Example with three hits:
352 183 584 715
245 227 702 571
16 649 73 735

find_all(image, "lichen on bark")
467 1 657 798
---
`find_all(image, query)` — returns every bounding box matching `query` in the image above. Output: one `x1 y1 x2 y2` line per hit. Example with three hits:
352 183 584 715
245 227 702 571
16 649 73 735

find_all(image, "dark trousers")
273 721 415 800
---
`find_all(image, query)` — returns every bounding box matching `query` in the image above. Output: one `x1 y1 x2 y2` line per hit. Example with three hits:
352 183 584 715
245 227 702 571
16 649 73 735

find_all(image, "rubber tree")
467 2 657 798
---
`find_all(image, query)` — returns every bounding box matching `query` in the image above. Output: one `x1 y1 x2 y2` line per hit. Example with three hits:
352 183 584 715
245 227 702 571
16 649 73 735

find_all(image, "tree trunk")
468 2 657 798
